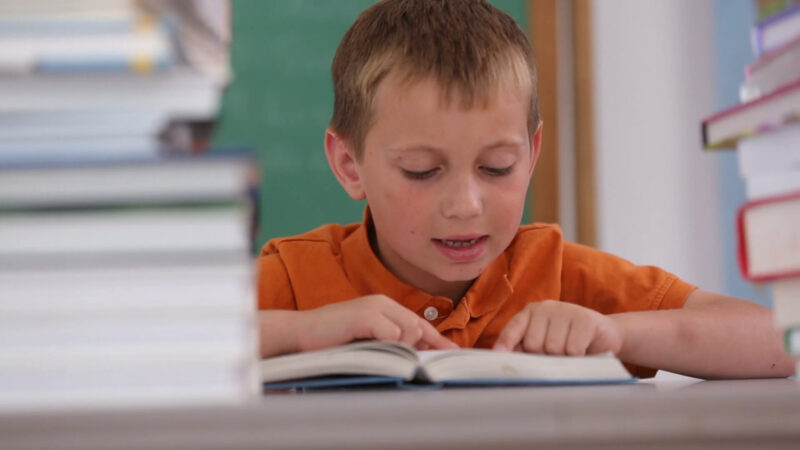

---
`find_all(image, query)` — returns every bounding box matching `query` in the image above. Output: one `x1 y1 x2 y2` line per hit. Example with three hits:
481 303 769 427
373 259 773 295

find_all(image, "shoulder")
260 222 360 258
257 222 361 310
507 223 564 261
257 222 360 287
510 223 563 247
504 223 565 282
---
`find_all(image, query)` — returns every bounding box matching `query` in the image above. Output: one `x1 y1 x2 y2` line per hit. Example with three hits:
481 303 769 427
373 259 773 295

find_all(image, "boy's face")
328 74 541 298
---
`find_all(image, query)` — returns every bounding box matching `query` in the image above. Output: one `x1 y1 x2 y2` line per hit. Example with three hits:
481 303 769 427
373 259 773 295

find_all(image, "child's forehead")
375 71 527 112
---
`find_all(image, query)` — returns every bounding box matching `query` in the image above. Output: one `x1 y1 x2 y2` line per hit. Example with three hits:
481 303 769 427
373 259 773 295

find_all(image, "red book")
741 34 800 102
737 190 800 281
702 77 800 149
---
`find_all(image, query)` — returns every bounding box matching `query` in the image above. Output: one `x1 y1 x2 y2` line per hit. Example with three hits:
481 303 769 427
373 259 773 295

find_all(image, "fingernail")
493 343 509 352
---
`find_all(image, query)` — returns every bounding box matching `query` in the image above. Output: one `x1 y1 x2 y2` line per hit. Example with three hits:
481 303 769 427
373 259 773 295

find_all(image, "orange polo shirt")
258 211 696 378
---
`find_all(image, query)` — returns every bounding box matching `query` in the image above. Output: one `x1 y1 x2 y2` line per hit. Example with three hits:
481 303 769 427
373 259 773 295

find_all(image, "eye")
402 168 438 180
482 165 514 176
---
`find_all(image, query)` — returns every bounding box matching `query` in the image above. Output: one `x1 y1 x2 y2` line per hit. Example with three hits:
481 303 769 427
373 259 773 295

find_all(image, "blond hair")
330 0 539 159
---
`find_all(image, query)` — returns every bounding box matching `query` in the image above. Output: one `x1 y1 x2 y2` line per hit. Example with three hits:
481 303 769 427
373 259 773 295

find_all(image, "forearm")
612 292 795 379
258 310 301 358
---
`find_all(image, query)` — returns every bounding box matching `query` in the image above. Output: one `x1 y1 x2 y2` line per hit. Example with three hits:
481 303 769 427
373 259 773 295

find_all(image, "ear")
528 120 544 175
324 128 366 201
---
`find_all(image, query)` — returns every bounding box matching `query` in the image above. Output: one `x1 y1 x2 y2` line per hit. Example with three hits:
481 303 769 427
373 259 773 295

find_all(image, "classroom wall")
592 0 725 293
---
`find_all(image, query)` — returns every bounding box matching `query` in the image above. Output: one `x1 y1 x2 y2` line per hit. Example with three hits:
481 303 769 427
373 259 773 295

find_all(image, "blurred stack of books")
702 0 800 377
0 0 260 410
0 0 230 160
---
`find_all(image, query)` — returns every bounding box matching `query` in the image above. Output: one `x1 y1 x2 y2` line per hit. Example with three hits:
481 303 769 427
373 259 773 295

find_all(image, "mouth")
432 235 488 262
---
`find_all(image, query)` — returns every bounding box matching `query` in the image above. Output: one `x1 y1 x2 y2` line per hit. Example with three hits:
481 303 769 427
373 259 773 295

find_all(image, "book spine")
700 121 711 149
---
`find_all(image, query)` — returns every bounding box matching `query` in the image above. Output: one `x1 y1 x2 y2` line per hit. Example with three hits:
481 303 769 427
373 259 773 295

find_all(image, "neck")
367 225 474 303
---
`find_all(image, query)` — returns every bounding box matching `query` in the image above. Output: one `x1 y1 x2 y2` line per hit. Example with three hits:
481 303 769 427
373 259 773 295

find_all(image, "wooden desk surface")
2 377 799 449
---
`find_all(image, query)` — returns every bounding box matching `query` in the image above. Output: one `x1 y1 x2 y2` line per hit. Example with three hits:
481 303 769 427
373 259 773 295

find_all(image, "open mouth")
438 237 483 248
432 235 488 261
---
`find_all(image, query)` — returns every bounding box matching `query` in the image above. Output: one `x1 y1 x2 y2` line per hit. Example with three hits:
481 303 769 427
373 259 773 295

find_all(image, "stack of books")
702 0 800 376
0 1 259 409
0 0 231 161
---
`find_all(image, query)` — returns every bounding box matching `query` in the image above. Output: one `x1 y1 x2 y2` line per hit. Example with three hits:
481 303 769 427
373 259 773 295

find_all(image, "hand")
294 295 459 352
493 300 622 356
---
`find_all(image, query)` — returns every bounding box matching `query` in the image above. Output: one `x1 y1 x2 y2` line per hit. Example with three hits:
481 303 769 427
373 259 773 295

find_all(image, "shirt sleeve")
256 253 297 311
560 241 697 378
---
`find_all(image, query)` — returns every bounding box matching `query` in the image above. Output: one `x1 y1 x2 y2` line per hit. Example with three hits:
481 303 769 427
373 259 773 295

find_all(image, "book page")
419 349 631 383
260 341 419 383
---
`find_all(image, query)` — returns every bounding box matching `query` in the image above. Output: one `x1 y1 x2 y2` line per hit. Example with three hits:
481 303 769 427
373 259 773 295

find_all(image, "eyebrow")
481 139 527 151
388 139 526 155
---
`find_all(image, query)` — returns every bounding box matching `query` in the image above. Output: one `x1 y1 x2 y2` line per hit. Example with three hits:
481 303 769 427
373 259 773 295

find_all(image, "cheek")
488 177 529 219
372 183 428 235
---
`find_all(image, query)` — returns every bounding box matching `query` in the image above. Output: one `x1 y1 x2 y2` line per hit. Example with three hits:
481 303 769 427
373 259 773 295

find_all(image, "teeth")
441 238 480 248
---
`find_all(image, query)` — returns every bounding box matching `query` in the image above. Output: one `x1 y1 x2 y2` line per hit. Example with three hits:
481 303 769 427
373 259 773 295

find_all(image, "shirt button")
423 306 439 321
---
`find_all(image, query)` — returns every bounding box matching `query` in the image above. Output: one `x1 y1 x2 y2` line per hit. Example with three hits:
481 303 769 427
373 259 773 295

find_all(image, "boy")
257 0 794 379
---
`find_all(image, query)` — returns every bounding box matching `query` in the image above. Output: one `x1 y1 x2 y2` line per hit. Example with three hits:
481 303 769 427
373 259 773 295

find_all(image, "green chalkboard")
213 0 528 248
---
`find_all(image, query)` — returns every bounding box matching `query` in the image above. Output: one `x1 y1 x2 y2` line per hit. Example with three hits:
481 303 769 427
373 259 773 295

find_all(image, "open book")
261 341 634 390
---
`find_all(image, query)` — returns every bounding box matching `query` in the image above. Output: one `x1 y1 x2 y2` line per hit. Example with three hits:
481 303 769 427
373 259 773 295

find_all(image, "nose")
440 173 483 220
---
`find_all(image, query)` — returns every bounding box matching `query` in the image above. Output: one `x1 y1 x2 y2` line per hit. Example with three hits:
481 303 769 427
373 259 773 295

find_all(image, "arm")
612 289 795 379
493 290 795 379
258 295 458 358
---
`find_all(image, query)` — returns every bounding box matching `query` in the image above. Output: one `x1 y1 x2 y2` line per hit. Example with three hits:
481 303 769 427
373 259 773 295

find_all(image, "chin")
431 264 485 283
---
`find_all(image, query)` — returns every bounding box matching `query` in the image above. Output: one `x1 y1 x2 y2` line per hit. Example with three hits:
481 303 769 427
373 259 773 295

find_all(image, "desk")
1 377 799 449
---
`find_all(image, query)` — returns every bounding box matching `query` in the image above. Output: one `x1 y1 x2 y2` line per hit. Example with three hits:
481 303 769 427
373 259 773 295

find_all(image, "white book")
0 110 167 141
773 278 800 329
0 0 135 19
2 366 248 394
745 171 800 200
0 342 258 399
0 135 159 159
0 314 253 348
739 193 800 281
0 156 254 207
0 341 254 371
0 383 254 412
0 69 220 119
261 341 633 390
0 206 250 260
737 124 800 178
0 261 254 316
740 39 800 102
0 15 173 74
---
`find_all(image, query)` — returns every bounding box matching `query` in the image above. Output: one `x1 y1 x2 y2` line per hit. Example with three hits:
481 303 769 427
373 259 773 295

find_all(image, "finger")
365 314 403 343
543 318 570 355
520 311 549 353
565 316 593 356
396 317 424 348
493 310 531 352
365 296 421 345
418 319 459 350
376 300 457 350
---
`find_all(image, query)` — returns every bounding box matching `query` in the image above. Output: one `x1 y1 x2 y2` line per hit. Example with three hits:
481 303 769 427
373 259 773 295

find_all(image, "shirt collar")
340 205 513 321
